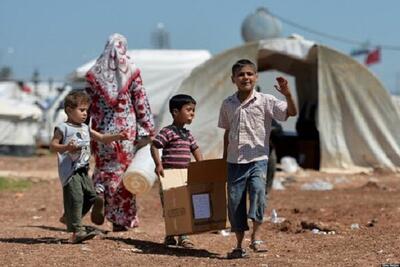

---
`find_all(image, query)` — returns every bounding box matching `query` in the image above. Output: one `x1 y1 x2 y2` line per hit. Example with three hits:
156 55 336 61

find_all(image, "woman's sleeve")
131 76 155 138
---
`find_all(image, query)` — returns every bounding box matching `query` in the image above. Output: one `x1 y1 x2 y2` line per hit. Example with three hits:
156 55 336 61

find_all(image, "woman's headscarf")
86 33 141 106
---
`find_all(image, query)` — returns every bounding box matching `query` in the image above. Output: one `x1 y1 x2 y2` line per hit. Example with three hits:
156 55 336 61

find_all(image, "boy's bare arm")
223 130 229 159
284 93 297 117
136 136 152 150
150 144 164 177
192 147 203 161
275 77 298 117
90 129 128 143
49 129 79 154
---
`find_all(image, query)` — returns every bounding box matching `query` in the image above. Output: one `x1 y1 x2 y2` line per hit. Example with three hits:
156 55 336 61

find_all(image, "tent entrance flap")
257 48 320 170
156 38 400 172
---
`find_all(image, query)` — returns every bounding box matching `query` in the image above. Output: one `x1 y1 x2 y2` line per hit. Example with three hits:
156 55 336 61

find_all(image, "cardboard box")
160 159 228 236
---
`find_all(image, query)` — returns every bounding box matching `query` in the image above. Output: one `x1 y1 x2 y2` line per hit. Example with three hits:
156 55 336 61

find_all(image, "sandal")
177 236 194 248
164 236 177 246
59 214 66 225
112 223 129 232
91 196 105 225
71 230 97 244
249 240 268 253
227 248 249 259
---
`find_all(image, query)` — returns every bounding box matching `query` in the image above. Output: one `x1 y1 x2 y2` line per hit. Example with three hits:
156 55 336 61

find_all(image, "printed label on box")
192 193 211 219
167 208 186 217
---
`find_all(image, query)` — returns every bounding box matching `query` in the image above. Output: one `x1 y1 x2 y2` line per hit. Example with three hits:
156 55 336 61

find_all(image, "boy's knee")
250 183 265 197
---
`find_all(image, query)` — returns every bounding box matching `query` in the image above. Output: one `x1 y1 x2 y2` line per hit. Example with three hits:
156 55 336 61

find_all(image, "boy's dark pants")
63 168 97 233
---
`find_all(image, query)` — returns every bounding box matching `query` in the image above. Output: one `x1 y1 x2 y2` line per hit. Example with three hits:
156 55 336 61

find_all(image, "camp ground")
158 36 400 173
1 39 400 266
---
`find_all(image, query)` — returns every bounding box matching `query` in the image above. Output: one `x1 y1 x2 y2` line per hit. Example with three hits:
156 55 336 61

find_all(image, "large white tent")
0 82 42 155
158 36 400 173
70 49 212 119
38 49 211 148
37 49 212 147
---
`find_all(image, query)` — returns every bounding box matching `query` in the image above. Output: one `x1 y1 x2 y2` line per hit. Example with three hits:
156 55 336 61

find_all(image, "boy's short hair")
231 59 257 76
169 94 196 114
64 89 91 113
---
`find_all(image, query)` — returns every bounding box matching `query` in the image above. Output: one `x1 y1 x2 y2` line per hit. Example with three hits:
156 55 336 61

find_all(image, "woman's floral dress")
87 76 154 227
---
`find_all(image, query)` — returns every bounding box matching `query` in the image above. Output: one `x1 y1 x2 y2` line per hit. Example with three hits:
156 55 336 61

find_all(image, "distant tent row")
0 82 42 156
8 37 399 173
158 36 400 173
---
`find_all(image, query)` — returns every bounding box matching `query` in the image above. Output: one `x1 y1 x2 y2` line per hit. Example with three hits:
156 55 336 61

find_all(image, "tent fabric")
317 45 400 172
157 37 400 173
0 99 42 120
0 81 38 103
159 42 260 158
159 38 314 161
0 98 42 146
392 95 400 114
70 49 211 116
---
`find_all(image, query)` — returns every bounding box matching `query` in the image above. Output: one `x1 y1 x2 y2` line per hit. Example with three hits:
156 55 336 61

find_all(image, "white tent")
0 82 42 155
37 49 212 147
393 95 400 114
158 36 400 173
70 49 212 118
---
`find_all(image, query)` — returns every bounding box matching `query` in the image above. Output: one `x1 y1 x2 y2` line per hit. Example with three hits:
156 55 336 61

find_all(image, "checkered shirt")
218 90 288 164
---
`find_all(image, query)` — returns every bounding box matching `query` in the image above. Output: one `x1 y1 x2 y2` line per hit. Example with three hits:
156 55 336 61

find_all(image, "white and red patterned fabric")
86 33 155 227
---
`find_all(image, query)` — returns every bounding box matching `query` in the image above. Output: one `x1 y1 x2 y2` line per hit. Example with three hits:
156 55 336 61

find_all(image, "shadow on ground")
23 225 67 232
0 224 111 245
0 225 68 244
106 236 223 259
22 224 109 234
0 237 68 244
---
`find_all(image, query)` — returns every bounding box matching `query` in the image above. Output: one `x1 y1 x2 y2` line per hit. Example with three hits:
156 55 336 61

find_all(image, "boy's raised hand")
274 76 291 96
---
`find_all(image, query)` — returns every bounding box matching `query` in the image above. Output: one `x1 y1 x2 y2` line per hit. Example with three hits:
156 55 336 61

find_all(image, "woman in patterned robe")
86 33 155 231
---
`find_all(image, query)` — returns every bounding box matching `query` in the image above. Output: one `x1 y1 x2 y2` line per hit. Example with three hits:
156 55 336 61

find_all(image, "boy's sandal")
177 238 194 248
112 223 129 232
71 230 97 244
59 214 66 225
91 196 105 225
227 248 249 259
249 240 268 253
164 236 177 246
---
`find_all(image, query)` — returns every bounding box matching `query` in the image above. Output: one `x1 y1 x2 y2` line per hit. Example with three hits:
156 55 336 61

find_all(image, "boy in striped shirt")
151 94 203 248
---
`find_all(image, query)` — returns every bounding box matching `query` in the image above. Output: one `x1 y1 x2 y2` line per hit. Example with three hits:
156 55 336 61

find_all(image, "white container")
123 144 157 195
280 156 299 174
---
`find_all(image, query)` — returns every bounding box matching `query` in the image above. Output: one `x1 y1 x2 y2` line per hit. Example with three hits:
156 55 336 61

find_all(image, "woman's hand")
118 131 130 141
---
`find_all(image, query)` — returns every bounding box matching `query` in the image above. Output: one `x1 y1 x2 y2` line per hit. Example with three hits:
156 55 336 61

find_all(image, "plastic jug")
123 144 157 195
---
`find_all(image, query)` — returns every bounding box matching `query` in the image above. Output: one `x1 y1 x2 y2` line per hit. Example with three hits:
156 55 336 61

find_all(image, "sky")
1 0 400 94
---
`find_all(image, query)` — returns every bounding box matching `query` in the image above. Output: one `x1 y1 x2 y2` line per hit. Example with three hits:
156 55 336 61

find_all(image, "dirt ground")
0 154 400 266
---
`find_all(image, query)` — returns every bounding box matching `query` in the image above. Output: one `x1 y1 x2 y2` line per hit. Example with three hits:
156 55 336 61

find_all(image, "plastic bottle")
271 209 278 223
